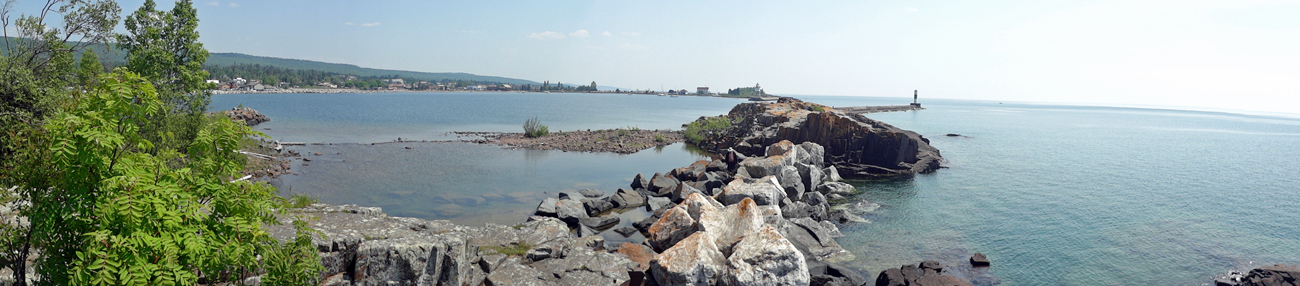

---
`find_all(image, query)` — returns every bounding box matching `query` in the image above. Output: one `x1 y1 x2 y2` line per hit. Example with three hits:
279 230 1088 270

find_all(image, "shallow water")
212 92 1300 285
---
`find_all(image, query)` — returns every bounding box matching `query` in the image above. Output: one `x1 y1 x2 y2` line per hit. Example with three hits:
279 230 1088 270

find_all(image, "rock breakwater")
688 98 942 178
463 129 682 154
222 106 270 126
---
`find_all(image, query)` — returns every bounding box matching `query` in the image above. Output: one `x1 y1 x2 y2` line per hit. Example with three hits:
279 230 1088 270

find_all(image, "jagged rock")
647 206 698 251
583 198 614 216
798 141 827 167
646 196 674 213
579 189 605 198
353 235 470 285
650 173 680 196
791 217 844 252
717 176 786 206
782 201 814 219
827 209 869 224
797 162 825 195
633 216 658 232
777 165 806 200
1239 264 1300 286
650 232 727 286
580 214 621 229
222 106 270 126
486 262 548 286
697 198 765 255
671 182 704 203
613 226 638 237
875 261 971 286
680 193 724 221
527 243 560 262
578 223 600 237
817 182 857 196
688 99 943 178
719 226 810 286
766 140 798 157
772 218 850 261
534 197 559 217
808 260 868 286
556 199 589 224
803 192 830 221
739 156 786 179
707 159 728 172
970 253 990 267
822 166 842 182
611 188 646 208
632 173 650 190
479 253 508 273
617 242 657 271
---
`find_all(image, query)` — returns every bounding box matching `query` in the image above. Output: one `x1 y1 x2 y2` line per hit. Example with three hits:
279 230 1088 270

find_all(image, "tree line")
0 0 321 285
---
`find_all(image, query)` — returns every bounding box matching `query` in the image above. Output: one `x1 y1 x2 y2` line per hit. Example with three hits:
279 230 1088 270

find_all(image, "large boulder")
582 197 614 216
717 176 786 206
776 165 805 200
817 182 857 196
610 188 646 208
632 173 650 190
796 162 825 195
486 262 548 286
797 141 826 167
353 235 471 285
534 197 559 217
671 182 704 203
650 232 728 286
647 206 699 251
1239 264 1300 286
650 173 681 196
579 189 605 198
697 198 765 255
555 199 589 224
617 243 658 272
579 214 621 229
719 226 810 286
646 196 674 213
874 261 971 286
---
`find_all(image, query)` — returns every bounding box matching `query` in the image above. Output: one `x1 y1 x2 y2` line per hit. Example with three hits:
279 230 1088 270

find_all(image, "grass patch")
486 243 533 256
617 128 630 137
811 105 826 112
523 117 549 138
288 193 318 208
654 134 666 143
684 116 733 144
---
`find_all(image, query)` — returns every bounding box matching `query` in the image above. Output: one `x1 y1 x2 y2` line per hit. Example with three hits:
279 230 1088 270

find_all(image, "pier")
833 104 924 114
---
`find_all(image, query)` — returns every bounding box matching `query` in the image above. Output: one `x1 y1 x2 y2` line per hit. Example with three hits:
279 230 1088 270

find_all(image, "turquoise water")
211 92 1300 285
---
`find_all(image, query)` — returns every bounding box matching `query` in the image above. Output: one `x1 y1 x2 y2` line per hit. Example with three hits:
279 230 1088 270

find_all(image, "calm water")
211 92 1300 285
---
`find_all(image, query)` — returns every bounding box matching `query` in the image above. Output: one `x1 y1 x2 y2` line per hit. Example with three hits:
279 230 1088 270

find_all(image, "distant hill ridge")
207 53 539 85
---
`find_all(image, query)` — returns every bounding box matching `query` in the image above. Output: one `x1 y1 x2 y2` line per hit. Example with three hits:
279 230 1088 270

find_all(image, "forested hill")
207 53 539 85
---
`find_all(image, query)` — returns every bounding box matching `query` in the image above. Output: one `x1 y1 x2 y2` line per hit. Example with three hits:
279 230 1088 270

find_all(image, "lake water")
211 92 1300 285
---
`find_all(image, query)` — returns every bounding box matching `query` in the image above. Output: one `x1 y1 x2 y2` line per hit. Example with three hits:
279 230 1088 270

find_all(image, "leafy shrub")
523 117 549 138
262 220 327 286
9 70 319 285
683 116 733 144
617 128 630 137
811 105 826 112
654 134 666 143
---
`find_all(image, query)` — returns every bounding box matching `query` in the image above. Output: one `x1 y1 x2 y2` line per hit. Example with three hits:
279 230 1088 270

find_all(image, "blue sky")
12 0 1300 114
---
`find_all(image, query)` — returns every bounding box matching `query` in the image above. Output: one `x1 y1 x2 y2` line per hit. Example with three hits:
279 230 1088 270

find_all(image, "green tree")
117 0 218 154
77 49 104 87
590 81 597 90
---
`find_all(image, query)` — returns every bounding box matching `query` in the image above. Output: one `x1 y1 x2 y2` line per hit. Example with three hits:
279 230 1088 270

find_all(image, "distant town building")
697 87 709 94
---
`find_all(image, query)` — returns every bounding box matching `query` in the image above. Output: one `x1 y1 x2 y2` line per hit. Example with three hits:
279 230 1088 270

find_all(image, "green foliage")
119 0 213 115
4 70 308 285
261 220 326 286
654 134 666 143
617 129 630 137
627 125 640 132
77 50 105 87
811 105 826 112
523 117 549 138
289 193 318 208
684 116 733 144
205 52 538 85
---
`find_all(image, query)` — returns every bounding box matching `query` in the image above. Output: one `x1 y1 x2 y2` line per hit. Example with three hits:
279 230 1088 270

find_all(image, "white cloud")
619 43 648 50
345 22 355 26
361 22 381 27
601 31 611 37
569 29 589 38
227 2 239 8
207 1 219 6
621 32 641 36
527 31 566 39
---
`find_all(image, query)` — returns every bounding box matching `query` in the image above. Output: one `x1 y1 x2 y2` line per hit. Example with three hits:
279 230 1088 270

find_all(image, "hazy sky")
14 0 1300 113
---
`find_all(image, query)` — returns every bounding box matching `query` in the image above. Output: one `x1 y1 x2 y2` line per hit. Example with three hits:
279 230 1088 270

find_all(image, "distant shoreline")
212 88 761 99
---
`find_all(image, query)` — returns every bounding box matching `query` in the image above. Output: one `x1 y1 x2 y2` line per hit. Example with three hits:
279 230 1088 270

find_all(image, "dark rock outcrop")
222 106 270 126
970 253 990 267
875 261 972 286
689 98 942 178
1218 264 1300 286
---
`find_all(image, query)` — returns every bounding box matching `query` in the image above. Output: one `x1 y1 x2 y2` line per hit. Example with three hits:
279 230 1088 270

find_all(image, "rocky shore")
462 129 683 154
222 106 270 126
688 98 943 178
